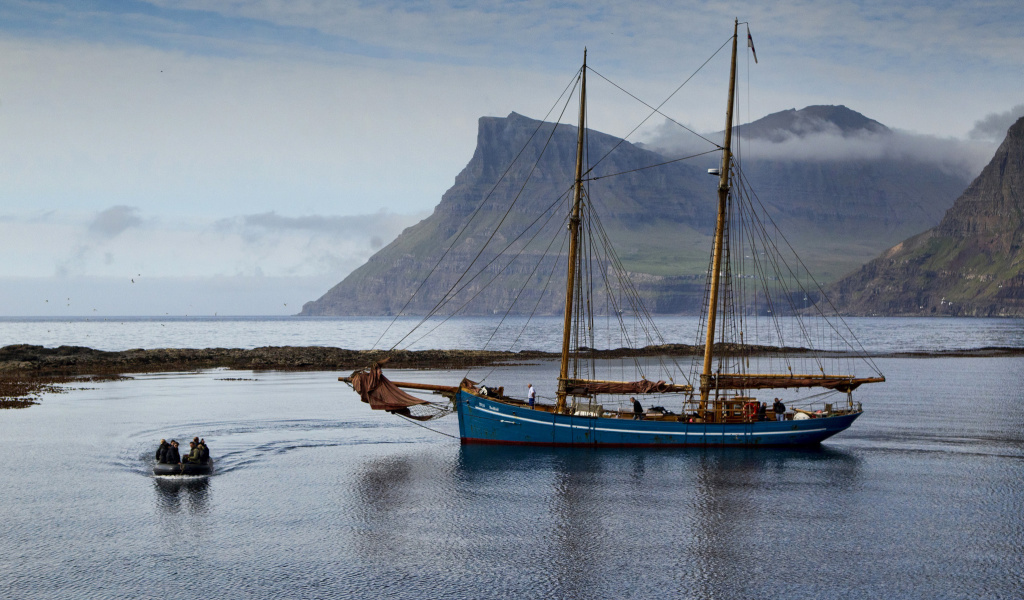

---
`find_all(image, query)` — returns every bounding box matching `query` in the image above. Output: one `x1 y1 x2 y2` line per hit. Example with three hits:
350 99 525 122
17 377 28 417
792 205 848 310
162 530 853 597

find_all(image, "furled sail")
349 363 430 411
562 378 693 395
704 374 885 393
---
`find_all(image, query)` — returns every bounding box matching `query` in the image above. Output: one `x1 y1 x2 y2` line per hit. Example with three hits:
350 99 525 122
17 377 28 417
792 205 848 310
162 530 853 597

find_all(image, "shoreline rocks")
3 343 1023 407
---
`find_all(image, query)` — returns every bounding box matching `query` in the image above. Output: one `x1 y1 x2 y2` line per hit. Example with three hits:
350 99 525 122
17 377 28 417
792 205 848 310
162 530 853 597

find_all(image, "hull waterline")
456 391 858 447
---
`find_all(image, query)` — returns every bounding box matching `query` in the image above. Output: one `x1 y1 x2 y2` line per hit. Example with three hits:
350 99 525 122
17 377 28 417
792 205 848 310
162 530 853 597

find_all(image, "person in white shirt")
527 384 536 408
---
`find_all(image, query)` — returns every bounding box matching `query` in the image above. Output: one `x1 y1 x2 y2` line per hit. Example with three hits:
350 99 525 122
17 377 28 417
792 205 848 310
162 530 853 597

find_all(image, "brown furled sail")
705 374 885 393
349 363 430 411
562 378 694 395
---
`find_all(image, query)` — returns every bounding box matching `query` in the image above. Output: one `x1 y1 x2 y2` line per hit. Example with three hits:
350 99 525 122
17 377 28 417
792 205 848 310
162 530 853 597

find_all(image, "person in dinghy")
153 437 214 476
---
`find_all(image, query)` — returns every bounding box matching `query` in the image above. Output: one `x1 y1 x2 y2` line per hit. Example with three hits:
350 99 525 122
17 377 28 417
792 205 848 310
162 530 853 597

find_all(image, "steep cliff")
302 108 969 316
829 117 1024 316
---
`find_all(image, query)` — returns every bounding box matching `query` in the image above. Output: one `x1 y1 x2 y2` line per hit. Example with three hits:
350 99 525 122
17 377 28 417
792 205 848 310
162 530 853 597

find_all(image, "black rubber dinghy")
153 460 214 476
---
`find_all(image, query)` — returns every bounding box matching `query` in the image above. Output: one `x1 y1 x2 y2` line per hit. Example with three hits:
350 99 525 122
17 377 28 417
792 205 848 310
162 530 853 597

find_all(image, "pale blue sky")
0 0 1021 315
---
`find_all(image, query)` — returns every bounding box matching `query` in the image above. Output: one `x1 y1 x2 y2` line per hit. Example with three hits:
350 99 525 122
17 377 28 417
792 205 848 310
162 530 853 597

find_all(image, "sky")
1 0 1022 316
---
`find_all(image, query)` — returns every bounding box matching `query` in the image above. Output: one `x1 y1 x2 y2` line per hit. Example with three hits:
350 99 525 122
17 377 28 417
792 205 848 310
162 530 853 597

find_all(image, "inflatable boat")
153 460 214 476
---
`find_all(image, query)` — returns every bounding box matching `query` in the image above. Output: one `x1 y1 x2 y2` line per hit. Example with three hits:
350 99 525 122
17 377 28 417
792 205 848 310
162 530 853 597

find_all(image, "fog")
643 110 1010 181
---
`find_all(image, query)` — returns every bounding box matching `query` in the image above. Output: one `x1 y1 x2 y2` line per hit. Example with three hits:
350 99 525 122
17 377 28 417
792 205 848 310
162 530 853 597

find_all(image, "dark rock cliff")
302 108 969 316
829 117 1024 316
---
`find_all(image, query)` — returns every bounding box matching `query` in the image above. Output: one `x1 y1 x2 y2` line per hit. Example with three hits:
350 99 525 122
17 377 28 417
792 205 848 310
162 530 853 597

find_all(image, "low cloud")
969 104 1024 140
213 210 426 255
88 206 142 238
1 208 427 288
0 208 429 314
219 210 423 238
643 121 997 181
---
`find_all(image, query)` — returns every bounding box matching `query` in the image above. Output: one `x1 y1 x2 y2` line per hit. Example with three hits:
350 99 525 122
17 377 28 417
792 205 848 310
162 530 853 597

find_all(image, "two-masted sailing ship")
342 20 884 447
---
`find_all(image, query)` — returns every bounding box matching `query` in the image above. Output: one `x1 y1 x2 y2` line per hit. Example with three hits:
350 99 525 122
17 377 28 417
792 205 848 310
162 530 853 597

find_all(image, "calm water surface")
2 315 1024 353
1 349 1023 599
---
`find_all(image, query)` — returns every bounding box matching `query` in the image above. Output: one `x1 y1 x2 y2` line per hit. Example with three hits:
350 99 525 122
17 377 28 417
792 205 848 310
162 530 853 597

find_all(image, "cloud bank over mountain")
642 105 1012 181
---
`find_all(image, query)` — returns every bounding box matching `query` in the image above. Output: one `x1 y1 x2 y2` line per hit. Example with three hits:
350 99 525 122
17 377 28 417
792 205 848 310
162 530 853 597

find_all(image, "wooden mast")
556 50 588 415
699 19 739 415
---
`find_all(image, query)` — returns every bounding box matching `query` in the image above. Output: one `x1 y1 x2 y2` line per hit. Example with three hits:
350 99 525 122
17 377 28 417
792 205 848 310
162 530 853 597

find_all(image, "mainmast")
556 50 588 415
699 19 739 413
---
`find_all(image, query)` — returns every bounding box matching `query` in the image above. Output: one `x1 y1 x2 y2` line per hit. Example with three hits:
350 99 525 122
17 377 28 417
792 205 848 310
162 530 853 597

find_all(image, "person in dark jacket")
155 439 169 463
631 397 644 420
165 440 181 464
773 398 786 421
198 439 210 464
757 402 767 422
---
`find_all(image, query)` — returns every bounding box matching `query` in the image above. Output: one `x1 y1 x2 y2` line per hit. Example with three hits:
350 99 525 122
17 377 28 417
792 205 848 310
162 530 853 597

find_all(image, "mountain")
828 117 1024 316
734 104 890 142
301 108 969 316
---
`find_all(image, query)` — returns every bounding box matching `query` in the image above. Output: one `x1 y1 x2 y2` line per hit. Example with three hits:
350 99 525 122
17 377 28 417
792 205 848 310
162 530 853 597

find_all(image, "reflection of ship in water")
351 452 457 572
346 445 863 597
456 445 863 597
685 447 863 596
153 477 211 514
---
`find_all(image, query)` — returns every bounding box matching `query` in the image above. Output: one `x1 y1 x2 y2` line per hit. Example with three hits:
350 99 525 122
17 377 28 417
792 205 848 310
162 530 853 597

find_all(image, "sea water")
1 317 1023 599
2 315 1024 352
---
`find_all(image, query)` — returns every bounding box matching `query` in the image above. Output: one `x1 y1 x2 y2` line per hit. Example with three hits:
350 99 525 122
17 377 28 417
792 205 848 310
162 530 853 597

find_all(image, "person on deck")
528 384 536 408
165 440 181 464
155 439 169 463
632 397 643 420
773 398 786 421
757 402 767 422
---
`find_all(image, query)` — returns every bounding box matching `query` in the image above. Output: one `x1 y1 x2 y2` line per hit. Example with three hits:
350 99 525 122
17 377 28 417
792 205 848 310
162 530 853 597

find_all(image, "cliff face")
829 117 1024 316
302 112 712 316
302 109 969 316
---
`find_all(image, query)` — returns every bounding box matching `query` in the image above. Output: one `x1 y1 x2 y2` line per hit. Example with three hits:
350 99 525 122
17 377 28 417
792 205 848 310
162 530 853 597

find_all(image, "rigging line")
732 164 883 375
583 35 732 171
735 167 855 375
374 67 583 351
404 207 572 352
586 224 654 380
408 77 581 320
790 388 842 405
390 96 578 349
576 193 597 382
755 230 825 372
387 78 581 352
474 210 571 356
578 120 597 384
732 175 804 372
585 203 691 384
394 412 460 439
401 186 572 344
585 149 721 181
689 216 718 382
586 205 655 331
473 227 571 386
442 205 570 357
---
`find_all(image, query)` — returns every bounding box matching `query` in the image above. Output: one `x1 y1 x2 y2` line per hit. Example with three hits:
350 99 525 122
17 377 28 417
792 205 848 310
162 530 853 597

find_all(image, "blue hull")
455 391 859 447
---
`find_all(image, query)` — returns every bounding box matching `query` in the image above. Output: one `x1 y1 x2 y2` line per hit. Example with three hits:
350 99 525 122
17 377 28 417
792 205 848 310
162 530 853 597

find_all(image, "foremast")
556 50 588 415
699 18 740 415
